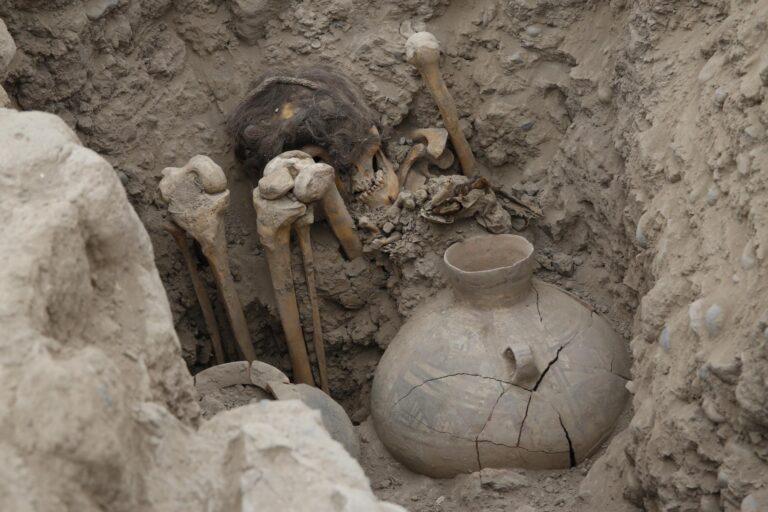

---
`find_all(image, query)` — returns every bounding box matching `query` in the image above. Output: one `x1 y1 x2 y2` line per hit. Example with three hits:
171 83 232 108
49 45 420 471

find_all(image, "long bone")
294 214 330 394
265 150 362 259
318 173 363 260
163 221 226 364
253 192 316 386
292 160 339 394
406 32 475 176
159 155 257 362
255 152 360 388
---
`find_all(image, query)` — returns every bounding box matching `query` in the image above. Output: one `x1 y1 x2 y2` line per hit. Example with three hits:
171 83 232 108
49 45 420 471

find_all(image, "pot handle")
504 343 540 389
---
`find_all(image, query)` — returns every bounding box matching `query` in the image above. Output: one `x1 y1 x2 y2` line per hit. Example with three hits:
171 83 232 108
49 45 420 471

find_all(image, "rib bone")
159 155 257 362
406 32 475 176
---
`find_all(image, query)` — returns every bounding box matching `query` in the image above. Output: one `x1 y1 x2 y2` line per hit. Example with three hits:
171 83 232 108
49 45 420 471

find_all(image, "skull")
350 126 400 207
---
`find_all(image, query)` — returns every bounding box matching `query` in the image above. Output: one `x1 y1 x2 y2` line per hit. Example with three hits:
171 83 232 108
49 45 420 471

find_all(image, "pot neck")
443 234 535 308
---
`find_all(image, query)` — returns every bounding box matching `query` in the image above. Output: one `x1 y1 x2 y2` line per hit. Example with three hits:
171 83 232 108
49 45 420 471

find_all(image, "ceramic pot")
371 234 630 477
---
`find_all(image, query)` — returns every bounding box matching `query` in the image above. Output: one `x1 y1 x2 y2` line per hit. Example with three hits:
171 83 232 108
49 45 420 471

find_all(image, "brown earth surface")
2 0 767 510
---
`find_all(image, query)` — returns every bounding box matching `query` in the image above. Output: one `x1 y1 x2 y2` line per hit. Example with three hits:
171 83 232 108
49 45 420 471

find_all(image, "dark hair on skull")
227 66 381 178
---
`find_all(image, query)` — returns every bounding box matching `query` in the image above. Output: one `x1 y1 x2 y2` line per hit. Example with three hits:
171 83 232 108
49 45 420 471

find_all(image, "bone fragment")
358 215 381 236
397 143 427 188
294 215 330 393
410 127 448 159
406 32 475 176
320 182 363 260
395 191 416 211
294 162 335 203
159 155 257 362
258 166 295 199
163 221 226 365
430 148 455 170
253 192 316 385
370 231 402 250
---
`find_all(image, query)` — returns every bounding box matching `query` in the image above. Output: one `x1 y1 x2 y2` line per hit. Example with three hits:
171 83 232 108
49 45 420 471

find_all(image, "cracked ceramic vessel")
195 361 360 459
371 234 631 477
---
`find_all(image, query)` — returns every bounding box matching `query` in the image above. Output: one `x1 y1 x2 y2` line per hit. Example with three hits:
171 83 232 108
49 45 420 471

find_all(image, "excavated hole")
155 104 634 512
170 123 635 512
5 6 639 509
14 0 768 508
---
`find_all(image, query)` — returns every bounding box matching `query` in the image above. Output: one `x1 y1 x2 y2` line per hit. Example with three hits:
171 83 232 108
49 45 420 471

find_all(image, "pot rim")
443 233 534 276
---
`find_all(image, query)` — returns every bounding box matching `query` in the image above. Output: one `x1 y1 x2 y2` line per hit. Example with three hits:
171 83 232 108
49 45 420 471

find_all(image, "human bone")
159 155 230 248
228 67 399 206
420 175 513 234
371 234 630 477
253 151 360 387
410 127 448 159
160 155 257 362
164 221 226 364
294 215 330 392
397 142 427 188
258 165 296 199
351 127 400 206
405 32 475 176
254 189 315 385
293 161 335 203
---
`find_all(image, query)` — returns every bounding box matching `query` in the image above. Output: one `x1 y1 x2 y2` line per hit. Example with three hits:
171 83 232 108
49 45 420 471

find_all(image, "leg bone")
294 216 330 394
159 156 257 362
320 180 363 260
164 221 226 365
406 32 475 176
201 230 258 363
254 192 316 386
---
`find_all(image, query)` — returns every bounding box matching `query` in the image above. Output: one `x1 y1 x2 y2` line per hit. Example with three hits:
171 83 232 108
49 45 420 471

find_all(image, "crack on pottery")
392 372 528 410
558 414 576 467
